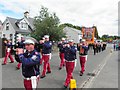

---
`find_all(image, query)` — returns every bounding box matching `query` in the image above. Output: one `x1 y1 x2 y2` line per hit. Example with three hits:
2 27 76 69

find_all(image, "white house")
63 26 82 43
1 11 34 44
0 20 2 38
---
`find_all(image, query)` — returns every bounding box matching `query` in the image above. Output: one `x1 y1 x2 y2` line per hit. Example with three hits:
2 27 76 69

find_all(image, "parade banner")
82 27 95 44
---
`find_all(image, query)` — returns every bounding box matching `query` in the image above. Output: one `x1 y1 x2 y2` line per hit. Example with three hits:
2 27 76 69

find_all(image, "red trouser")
64 61 75 87
59 53 65 68
17 63 22 69
41 54 51 76
3 50 14 64
79 56 87 73
24 76 40 90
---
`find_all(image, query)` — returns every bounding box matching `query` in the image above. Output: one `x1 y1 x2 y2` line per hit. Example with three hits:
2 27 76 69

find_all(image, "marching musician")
15 37 25 69
57 37 66 70
63 39 77 88
77 39 89 76
40 35 52 78
17 39 41 90
2 39 14 65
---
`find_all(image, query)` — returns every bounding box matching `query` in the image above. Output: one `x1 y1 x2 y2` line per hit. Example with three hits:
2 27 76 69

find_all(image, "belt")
24 75 39 80
65 60 75 62
43 54 50 55
80 55 88 57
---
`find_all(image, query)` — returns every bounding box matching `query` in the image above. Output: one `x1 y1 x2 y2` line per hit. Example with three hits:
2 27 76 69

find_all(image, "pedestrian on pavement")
2 39 14 65
63 39 77 88
57 37 66 70
17 39 41 90
77 39 88 76
40 35 52 78
113 42 116 51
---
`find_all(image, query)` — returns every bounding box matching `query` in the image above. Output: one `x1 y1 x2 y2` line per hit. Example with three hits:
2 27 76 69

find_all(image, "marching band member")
15 38 25 69
40 35 52 78
77 39 89 76
39 37 45 65
63 39 77 88
17 39 41 90
57 37 66 70
2 39 14 65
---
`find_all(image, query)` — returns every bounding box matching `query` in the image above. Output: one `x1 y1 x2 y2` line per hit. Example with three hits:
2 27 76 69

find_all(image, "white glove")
67 44 70 47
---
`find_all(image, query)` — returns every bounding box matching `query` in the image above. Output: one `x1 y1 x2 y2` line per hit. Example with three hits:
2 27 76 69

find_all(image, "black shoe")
16 67 20 70
40 75 46 78
46 71 51 74
63 85 68 88
2 63 6 65
80 72 83 76
91 73 96 76
59 67 62 70
9 61 14 63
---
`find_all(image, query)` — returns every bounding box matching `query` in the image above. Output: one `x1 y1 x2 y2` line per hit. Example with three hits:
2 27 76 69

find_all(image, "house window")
10 34 13 41
21 22 28 30
3 34 5 38
6 23 9 30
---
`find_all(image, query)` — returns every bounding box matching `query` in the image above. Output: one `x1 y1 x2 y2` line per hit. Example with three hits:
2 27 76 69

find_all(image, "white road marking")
80 51 113 88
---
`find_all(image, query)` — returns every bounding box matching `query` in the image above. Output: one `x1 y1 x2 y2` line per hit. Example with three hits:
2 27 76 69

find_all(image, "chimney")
24 11 29 18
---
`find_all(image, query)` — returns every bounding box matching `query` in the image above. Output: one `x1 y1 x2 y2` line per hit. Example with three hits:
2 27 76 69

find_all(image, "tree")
31 6 65 41
92 26 100 39
102 34 109 38
59 23 81 31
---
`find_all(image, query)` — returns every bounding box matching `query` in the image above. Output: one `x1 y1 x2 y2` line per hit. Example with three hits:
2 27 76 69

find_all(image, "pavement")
0 44 118 89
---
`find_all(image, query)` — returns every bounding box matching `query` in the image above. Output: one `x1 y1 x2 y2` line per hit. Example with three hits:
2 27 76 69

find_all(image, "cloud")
0 14 6 22
0 0 119 36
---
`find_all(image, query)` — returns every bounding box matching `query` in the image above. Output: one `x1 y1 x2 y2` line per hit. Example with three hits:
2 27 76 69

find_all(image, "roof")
63 26 82 34
26 17 34 30
0 20 2 25
16 29 31 34
0 20 3 32
6 17 34 34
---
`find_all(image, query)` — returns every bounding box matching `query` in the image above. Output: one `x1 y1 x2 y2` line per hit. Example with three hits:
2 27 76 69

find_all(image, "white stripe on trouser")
85 55 88 61
49 53 52 60
75 59 77 67
31 76 37 90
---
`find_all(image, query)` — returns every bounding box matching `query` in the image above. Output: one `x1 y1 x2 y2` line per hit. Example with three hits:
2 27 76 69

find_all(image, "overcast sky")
0 0 119 37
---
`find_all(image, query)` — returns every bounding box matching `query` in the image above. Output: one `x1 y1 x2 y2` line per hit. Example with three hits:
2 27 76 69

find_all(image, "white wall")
0 33 2 38
63 27 82 43
2 18 15 44
0 24 2 38
19 19 28 30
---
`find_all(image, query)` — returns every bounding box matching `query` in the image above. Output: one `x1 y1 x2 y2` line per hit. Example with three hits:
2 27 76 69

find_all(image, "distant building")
1 11 34 44
63 26 82 43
